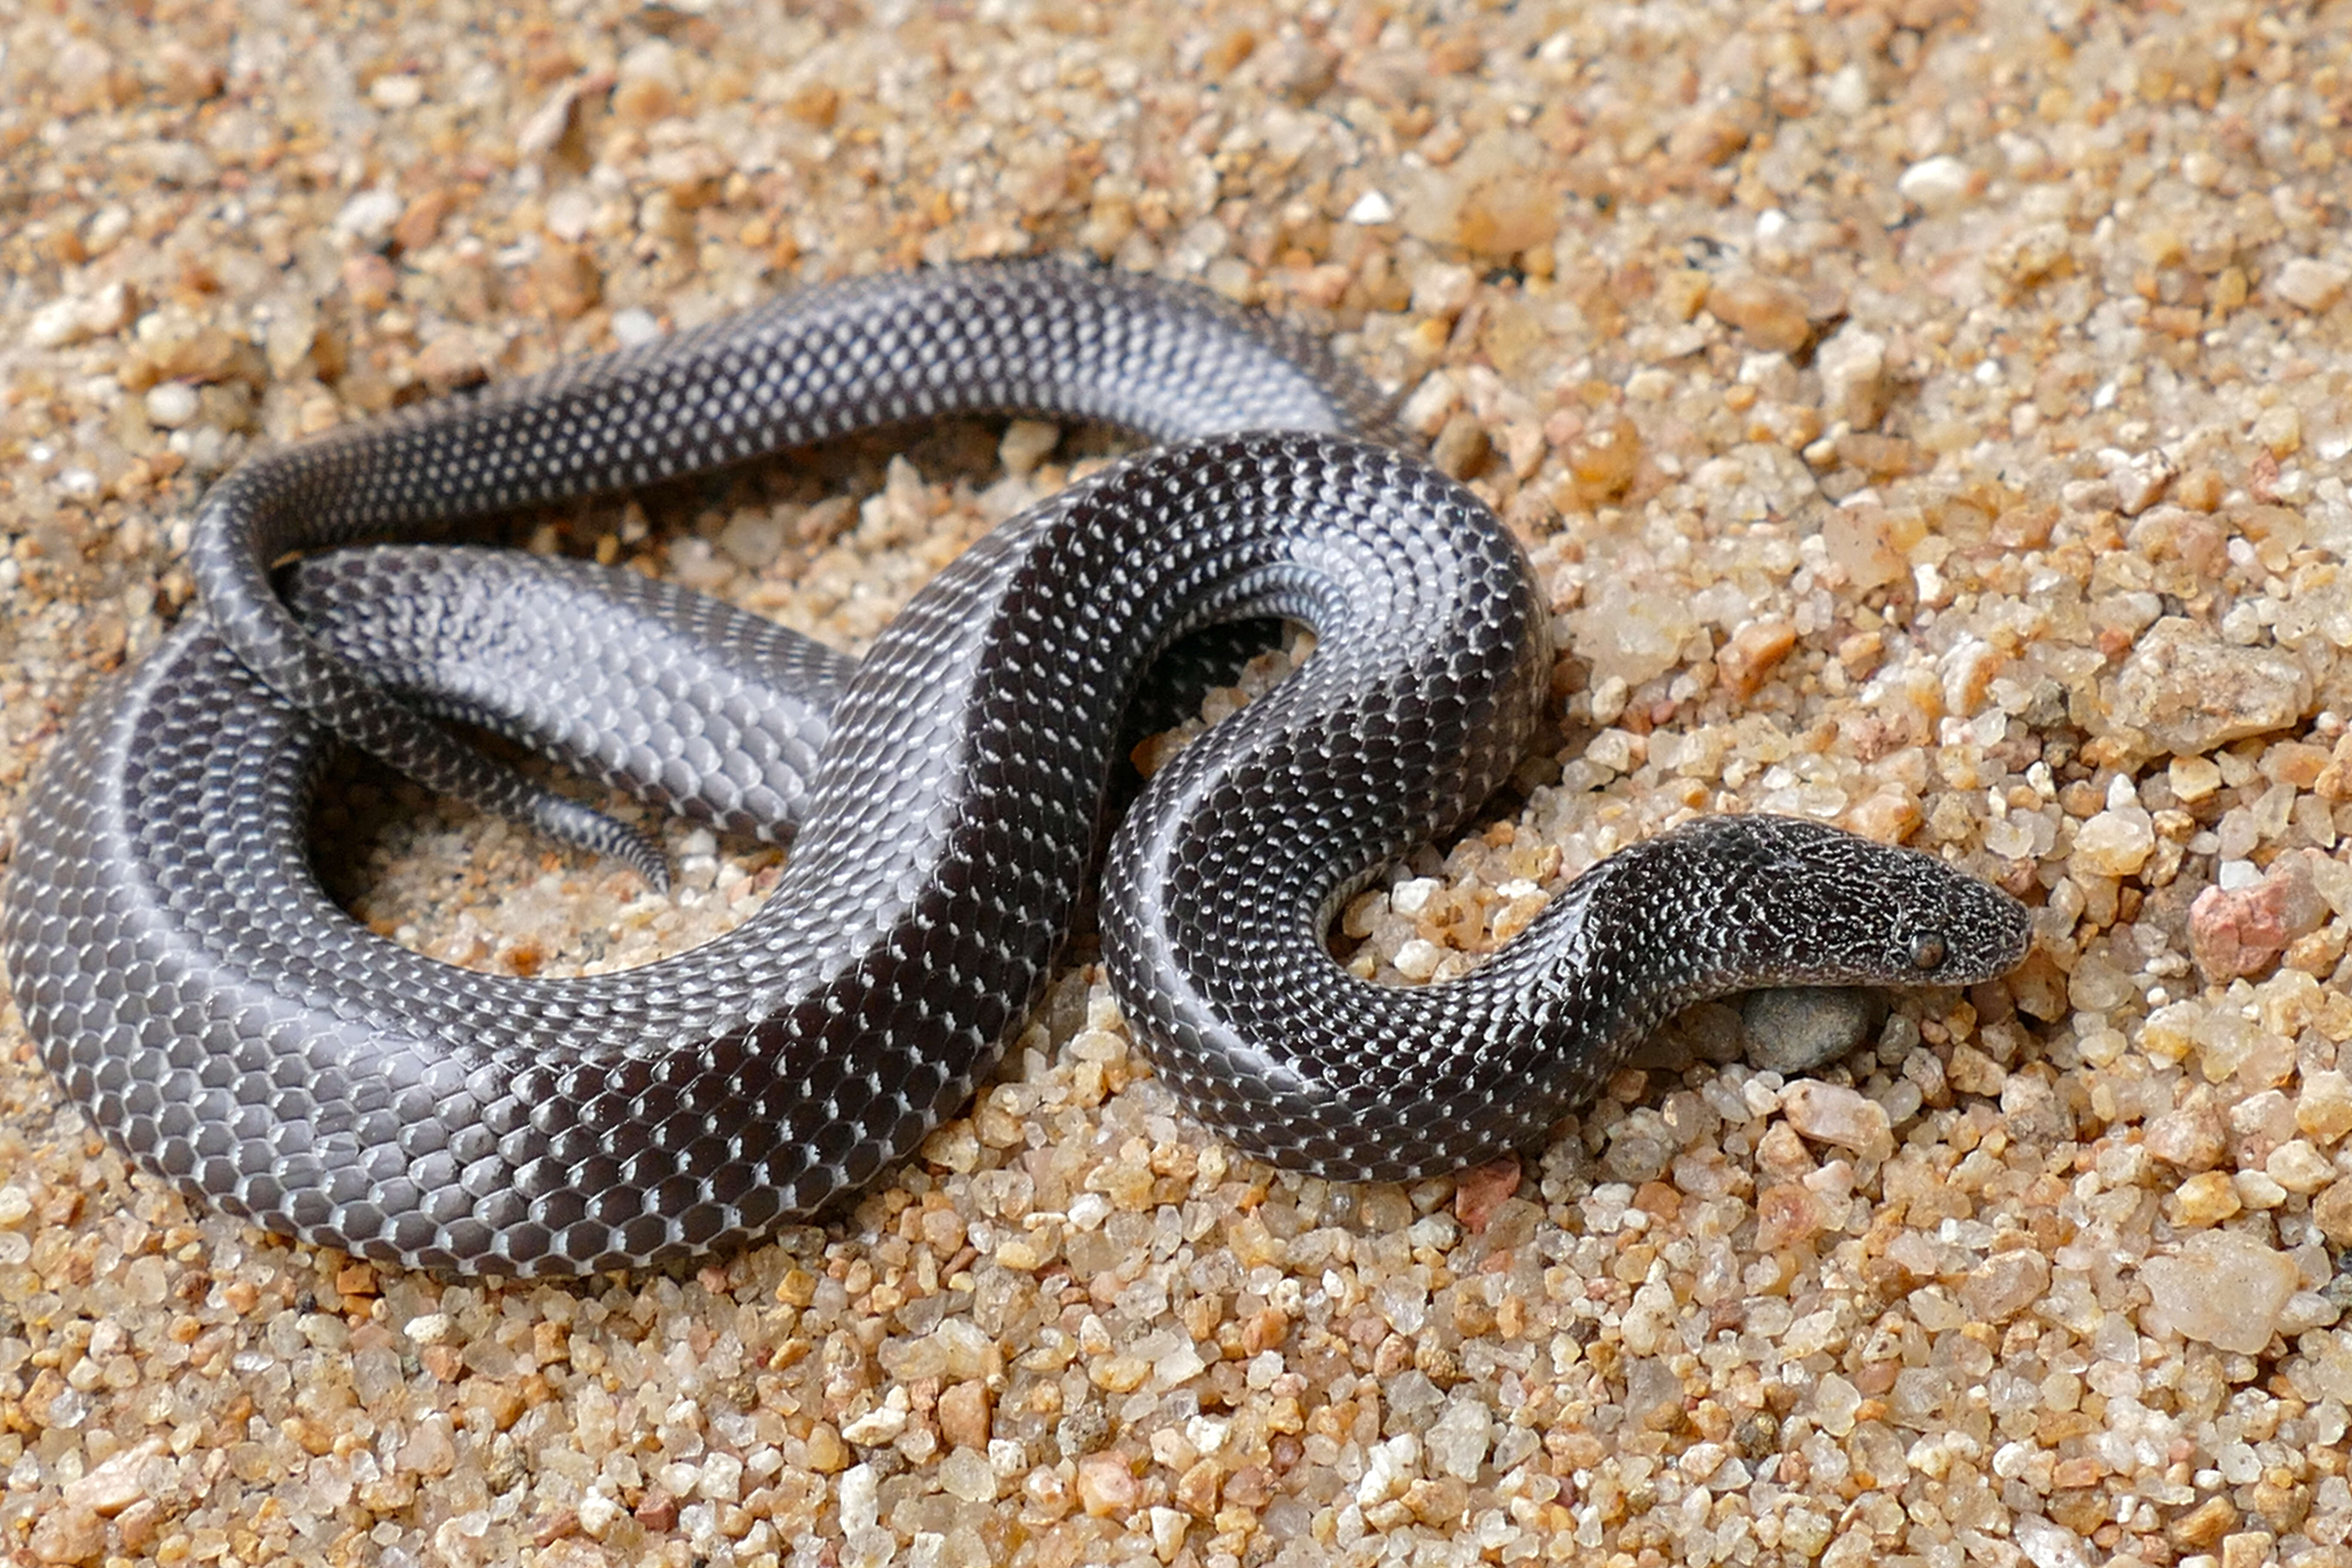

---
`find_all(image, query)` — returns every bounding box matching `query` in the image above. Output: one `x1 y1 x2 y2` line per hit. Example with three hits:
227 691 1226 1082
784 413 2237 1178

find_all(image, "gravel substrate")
6 2 2352 1565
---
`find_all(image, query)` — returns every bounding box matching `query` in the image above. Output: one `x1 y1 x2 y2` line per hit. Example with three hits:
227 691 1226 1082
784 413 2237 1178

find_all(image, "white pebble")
1823 63 1870 115
1393 939 1443 980
1896 155 1973 213
1780 1080 1890 1155
998 419 1060 478
1389 877 1440 916
370 72 424 109
1409 263 1477 320
2274 257 2349 312
1148 1507 1188 1560
145 382 200 428
2141 1229 2298 1354
1345 189 1395 224
1426 1394 1493 1480
838 1463 880 1534
2107 449 2177 515
1356 1434 1417 1506
612 306 663 347
577 1490 620 1537
2015 1515 2089 1568
1584 728 1642 774
2073 807 2155 877
34 280 136 348
939 1447 996 1502
842 1390 910 1443
1398 371 1460 438
1815 326 1887 428
403 1312 454 1345
333 186 405 245
61 1437 163 1515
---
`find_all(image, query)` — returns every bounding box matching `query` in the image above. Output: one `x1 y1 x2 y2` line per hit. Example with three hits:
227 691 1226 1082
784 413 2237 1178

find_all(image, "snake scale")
3 261 2030 1275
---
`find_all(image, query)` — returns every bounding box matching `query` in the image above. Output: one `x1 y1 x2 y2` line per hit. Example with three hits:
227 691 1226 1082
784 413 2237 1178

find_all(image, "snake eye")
1908 932 1948 971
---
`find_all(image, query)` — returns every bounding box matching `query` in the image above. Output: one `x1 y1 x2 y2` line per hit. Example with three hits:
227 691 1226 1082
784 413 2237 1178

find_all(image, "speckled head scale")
2 262 2030 1275
1641 814 2034 988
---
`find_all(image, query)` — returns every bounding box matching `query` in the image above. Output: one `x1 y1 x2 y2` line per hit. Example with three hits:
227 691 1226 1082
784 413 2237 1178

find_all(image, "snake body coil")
3 263 2030 1275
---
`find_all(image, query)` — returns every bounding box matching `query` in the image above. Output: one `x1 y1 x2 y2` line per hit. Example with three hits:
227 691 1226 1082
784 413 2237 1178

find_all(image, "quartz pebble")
59 1437 163 1515
2074 805 2156 877
26 280 134 347
2140 1231 2301 1355
1895 154 1973 212
2101 618 2315 759
2273 257 2349 313
1780 1079 1892 1159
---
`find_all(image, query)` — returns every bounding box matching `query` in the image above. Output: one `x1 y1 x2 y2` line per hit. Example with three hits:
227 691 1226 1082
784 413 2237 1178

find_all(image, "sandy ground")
5 2 2352 1566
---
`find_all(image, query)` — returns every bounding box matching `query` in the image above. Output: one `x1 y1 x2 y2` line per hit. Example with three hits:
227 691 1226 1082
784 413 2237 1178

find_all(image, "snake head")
1652 814 2034 991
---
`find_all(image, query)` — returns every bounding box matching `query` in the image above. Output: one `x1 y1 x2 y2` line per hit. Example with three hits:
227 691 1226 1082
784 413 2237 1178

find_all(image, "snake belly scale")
2 262 2031 1276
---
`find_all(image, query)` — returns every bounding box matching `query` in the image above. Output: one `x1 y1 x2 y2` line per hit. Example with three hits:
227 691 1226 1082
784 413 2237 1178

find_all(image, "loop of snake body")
2 262 2030 1275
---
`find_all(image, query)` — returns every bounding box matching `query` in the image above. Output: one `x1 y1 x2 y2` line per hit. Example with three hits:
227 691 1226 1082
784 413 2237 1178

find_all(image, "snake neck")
1509 822 1807 1065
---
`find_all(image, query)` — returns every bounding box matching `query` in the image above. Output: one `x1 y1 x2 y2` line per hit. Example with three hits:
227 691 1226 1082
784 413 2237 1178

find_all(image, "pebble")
1424 1396 1491 1481
2103 618 2315 757
59 1438 163 1515
1450 1155 1521 1234
27 1506 104 1565
1075 1452 1138 1517
2191 854 2329 981
1741 986 1874 1075
2267 1139 2334 1194
1895 154 1974 212
2300 1071 2352 1142
936 1381 990 1451
577 1490 621 1537
2145 1099 2227 1170
332 187 405 247
838 1464 879 1534
26 280 135 348
1960 1250 2051 1323
1813 326 1887 429
611 306 662 347
2108 449 2178 516
142 381 199 429
528 242 603 321
996 419 1060 478
2141 1231 2300 1355
1705 271 1811 354
1779 1080 1892 1159
1715 618 1797 698
2273 257 2349 312
1409 263 1477 320
2073 805 2156 877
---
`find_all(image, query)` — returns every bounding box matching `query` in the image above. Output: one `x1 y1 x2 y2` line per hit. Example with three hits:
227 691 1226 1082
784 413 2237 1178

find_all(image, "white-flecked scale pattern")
1 264 2032 1276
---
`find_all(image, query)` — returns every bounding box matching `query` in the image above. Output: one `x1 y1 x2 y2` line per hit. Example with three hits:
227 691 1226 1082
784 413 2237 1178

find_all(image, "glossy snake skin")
3 262 2031 1275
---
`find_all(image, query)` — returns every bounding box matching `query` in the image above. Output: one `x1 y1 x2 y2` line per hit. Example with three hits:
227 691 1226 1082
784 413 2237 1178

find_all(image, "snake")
2 261 2031 1276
